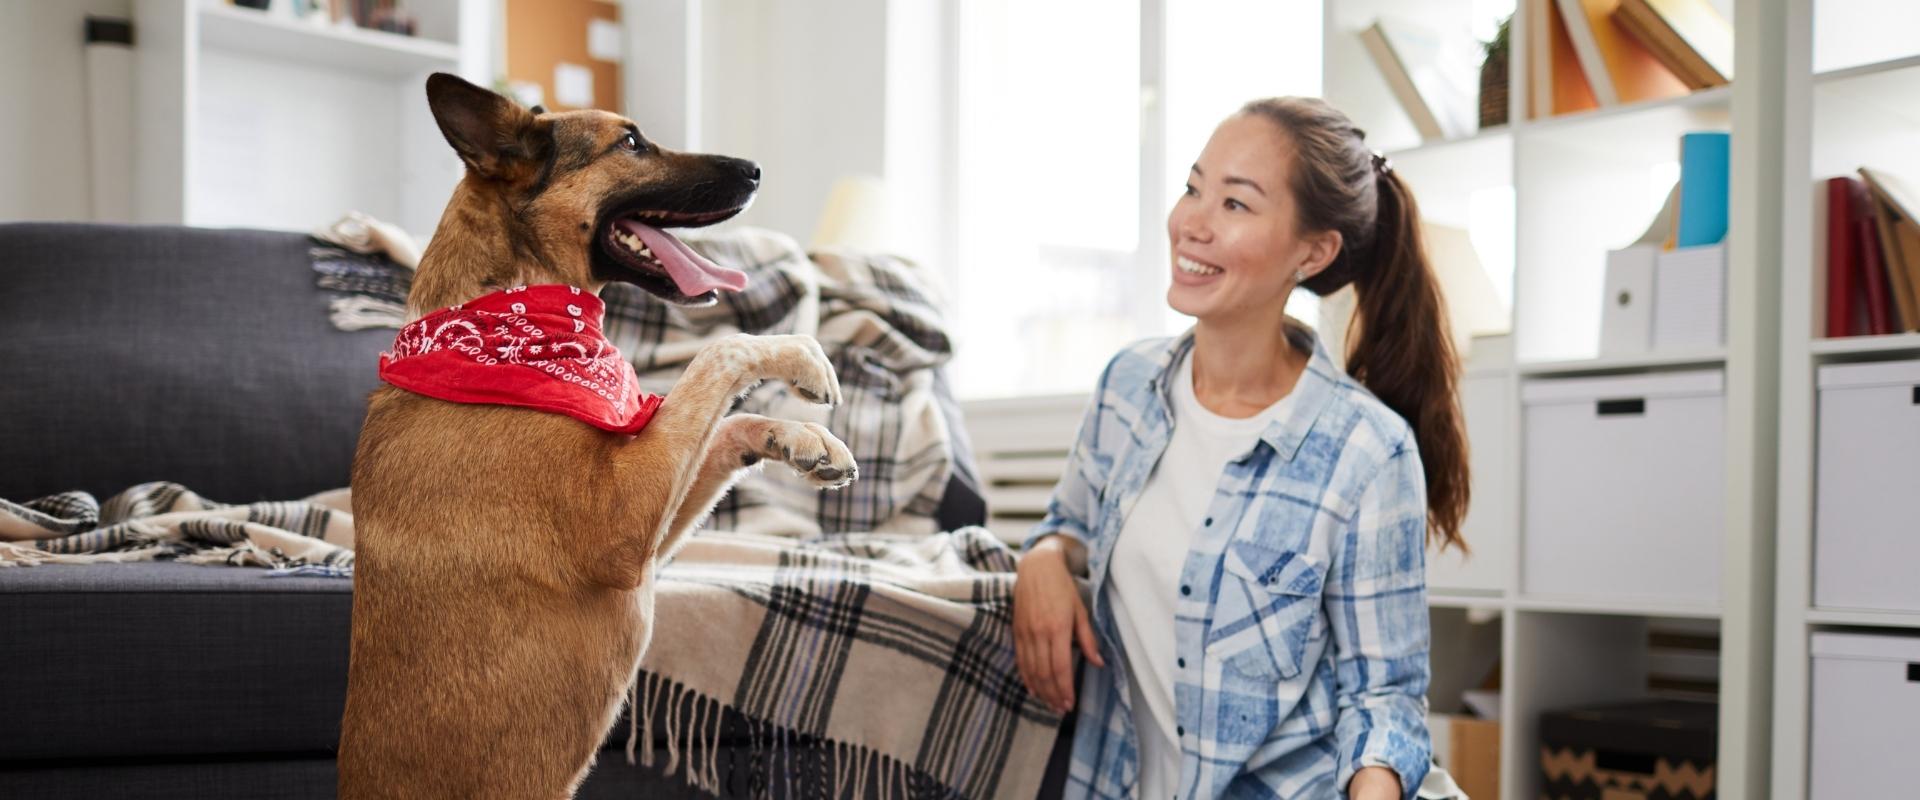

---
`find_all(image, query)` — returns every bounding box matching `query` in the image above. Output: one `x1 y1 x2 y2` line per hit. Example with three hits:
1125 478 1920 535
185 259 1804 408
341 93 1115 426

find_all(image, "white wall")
693 0 891 244
0 0 133 222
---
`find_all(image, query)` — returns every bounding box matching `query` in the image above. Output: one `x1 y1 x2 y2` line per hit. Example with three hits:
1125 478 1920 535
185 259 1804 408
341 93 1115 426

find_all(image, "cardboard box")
1449 716 1500 800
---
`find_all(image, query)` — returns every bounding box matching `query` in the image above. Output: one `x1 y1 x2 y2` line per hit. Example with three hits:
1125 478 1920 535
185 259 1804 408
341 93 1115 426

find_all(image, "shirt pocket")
1207 542 1326 682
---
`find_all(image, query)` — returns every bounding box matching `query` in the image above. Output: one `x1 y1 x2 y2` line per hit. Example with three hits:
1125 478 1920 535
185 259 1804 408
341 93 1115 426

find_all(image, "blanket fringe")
327 295 409 330
625 671 959 800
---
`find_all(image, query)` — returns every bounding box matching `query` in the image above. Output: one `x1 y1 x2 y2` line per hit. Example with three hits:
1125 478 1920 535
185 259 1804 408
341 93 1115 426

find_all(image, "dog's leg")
656 413 857 559
591 334 843 587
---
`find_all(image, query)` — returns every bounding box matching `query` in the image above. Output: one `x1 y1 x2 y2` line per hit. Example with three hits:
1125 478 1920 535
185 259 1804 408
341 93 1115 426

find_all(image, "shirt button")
1204 517 1212 526
1177 657 1186 668
1179 584 1191 596
1176 726 1185 737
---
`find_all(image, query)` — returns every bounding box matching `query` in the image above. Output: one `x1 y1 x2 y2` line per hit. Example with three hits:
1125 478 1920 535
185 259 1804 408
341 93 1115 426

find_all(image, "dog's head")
423 73 758 306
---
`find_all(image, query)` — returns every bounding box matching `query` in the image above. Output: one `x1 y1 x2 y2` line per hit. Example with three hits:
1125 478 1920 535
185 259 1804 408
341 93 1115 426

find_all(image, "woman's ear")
1297 229 1342 281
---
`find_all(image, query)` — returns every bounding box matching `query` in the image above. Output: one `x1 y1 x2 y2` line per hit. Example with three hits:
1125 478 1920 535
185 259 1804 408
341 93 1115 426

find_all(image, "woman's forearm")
1347 766 1402 800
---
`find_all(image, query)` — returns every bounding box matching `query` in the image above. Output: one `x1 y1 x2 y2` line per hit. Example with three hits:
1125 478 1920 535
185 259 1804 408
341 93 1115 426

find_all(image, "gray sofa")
0 223 1045 799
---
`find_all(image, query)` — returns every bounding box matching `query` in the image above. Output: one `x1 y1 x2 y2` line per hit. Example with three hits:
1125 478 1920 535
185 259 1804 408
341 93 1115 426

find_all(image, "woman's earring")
1294 269 1308 283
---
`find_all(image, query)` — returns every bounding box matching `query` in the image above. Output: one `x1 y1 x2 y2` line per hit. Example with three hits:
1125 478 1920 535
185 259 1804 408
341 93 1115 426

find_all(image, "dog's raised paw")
756 421 857 489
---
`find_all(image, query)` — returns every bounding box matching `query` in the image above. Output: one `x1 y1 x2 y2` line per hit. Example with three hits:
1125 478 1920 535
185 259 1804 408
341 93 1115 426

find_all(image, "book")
1826 177 1865 338
1676 132 1730 247
1859 168 1920 332
1858 217 1894 335
1862 187 1915 331
1613 0 1733 89
1531 0 1599 118
1555 0 1690 107
1359 20 1478 141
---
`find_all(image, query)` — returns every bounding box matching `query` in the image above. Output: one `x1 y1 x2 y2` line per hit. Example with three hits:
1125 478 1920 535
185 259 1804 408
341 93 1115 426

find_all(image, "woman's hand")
1347 766 1402 800
1013 535 1104 715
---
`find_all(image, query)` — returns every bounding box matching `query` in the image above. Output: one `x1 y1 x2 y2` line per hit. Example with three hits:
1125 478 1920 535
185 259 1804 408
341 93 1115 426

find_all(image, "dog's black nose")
729 158 761 185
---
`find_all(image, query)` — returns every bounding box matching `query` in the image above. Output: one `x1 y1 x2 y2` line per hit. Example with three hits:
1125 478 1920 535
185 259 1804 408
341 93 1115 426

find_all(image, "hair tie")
1371 151 1393 176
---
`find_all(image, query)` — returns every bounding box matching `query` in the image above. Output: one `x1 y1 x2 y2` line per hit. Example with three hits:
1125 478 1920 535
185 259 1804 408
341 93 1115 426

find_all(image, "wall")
0 0 133 222
694 0 891 245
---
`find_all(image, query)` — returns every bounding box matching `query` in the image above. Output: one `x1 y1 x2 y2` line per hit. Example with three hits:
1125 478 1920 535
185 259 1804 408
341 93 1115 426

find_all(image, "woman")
1013 97 1468 800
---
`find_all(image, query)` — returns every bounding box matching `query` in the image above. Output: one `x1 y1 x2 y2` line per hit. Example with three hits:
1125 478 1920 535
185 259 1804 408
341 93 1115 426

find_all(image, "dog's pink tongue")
616 219 749 296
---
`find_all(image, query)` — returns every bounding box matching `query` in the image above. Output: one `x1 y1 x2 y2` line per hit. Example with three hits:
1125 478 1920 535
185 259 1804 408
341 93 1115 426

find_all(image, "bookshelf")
1773 1 1920 797
131 0 488 236
1323 0 1783 796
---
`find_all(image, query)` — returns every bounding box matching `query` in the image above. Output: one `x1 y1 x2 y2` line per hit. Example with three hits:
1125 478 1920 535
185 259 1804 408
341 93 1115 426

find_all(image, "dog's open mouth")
600 209 749 298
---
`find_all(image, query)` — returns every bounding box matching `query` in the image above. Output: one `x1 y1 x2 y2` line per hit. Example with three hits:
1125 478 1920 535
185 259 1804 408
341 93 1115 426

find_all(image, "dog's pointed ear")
425 73 548 180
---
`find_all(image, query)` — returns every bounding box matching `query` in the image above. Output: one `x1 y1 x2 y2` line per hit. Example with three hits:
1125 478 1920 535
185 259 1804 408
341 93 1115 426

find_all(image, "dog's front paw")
757 421 858 489
753 335 843 407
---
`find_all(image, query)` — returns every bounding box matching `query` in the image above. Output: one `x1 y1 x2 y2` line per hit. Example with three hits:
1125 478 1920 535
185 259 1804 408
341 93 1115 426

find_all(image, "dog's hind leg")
656 413 857 558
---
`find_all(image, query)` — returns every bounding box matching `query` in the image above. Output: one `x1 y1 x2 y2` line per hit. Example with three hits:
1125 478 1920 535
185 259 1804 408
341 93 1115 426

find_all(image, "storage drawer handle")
1908 663 1919 683
1911 386 1918 405
1596 398 1646 416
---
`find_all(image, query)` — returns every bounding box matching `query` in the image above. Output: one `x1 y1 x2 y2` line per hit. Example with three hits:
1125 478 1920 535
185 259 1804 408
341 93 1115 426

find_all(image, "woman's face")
1165 113 1338 323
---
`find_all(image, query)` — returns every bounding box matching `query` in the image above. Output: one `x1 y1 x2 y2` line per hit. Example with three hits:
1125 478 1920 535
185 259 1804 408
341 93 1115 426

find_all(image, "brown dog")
337 74 857 799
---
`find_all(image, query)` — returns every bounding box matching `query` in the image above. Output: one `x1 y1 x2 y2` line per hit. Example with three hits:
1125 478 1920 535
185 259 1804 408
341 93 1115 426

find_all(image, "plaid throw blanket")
311 225 972 538
627 528 1060 799
0 482 355 575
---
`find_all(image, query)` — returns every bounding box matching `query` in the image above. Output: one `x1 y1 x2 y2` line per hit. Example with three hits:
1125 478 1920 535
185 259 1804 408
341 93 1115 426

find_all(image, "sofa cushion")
0 223 390 504
0 563 351 761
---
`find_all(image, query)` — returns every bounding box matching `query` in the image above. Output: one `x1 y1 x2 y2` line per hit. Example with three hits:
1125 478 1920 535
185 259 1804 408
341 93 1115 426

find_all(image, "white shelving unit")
131 0 489 236
1772 1 1920 797
1323 0 1776 796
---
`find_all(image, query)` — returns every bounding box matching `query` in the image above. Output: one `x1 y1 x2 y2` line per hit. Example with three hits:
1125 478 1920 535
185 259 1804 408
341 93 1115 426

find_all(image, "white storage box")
1652 244 1726 351
1521 370 1724 606
1599 245 1656 356
1810 632 1920 797
1813 358 1920 611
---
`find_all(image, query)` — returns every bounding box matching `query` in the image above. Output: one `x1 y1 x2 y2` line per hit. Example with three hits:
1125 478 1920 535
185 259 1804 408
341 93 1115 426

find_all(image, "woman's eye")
1225 198 1247 211
1183 183 1199 197
621 133 641 152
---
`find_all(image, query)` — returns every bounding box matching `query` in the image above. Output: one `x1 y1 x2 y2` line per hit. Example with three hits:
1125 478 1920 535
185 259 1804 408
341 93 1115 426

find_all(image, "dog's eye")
620 132 642 152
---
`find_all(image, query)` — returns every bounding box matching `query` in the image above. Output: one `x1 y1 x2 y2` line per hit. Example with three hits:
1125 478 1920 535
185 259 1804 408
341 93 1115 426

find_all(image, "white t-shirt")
1104 351 1296 800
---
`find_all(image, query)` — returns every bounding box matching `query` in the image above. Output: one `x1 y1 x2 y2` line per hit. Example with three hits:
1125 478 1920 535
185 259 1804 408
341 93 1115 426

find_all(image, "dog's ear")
425 73 550 180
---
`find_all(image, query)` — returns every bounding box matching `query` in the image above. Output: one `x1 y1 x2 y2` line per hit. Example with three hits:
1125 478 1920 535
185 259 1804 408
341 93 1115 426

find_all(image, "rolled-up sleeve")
1329 442 1432 799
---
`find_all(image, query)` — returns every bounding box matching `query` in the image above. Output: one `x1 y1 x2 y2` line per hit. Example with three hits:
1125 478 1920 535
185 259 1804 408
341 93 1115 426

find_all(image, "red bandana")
378 285 662 434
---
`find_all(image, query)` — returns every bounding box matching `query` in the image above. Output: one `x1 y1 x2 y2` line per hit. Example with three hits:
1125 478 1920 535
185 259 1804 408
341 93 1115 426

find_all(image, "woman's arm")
1328 443 1433 800
1014 355 1123 712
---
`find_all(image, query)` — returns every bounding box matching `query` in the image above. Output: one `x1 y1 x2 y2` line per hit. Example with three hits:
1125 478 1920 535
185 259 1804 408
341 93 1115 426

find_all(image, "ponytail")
1240 97 1470 552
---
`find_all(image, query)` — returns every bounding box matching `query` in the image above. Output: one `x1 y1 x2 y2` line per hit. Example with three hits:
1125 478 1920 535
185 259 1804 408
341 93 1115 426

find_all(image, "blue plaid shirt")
1026 328 1432 800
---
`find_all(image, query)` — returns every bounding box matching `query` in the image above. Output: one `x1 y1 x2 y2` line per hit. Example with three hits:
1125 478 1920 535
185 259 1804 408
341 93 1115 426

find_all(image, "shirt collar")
1149 322 1343 462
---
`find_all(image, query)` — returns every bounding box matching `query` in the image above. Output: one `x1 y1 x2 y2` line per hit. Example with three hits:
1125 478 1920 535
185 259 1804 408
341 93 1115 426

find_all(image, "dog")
337 73 858 800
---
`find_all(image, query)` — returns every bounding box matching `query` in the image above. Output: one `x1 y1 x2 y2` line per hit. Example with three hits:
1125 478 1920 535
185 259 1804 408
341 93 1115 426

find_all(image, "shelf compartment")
198 5 460 77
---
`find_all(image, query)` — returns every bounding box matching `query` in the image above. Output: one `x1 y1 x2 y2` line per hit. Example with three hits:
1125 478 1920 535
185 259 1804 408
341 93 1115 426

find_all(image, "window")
944 0 1325 399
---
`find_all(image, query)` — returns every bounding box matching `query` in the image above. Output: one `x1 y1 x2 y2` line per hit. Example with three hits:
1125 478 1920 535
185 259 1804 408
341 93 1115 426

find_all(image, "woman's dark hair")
1240 96 1469 552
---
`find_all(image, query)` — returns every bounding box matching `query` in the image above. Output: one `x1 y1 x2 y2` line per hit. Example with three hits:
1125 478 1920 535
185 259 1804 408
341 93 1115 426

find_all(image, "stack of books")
1823 169 1920 338
1533 0 1732 118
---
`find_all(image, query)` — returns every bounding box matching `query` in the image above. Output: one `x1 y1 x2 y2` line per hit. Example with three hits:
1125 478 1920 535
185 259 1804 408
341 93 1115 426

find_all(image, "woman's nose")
1175 211 1210 243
